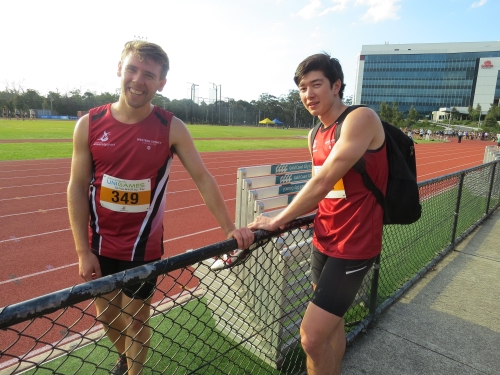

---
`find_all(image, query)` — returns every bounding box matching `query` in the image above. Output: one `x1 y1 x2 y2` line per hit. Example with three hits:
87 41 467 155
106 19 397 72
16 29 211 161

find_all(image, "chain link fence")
1 161 500 375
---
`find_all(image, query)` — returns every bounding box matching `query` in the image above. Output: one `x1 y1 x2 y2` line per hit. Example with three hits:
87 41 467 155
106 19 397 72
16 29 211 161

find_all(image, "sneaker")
210 249 250 271
110 354 127 375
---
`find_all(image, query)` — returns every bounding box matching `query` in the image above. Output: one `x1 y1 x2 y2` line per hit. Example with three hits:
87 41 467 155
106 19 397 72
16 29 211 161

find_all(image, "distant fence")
1 161 500 374
38 116 78 120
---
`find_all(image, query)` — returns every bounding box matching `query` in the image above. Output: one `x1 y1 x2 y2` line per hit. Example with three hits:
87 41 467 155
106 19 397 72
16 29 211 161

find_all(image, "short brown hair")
294 53 346 99
121 41 170 79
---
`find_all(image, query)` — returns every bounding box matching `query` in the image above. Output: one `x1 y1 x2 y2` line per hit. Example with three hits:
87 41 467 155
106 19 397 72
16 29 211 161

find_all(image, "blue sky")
1 0 498 103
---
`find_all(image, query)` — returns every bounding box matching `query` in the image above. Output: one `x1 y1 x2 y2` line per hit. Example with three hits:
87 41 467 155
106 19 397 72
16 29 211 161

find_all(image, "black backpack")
310 105 421 225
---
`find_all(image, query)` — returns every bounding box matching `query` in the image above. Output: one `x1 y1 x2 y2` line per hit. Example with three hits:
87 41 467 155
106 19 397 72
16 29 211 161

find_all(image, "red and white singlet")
88 104 174 261
311 120 388 260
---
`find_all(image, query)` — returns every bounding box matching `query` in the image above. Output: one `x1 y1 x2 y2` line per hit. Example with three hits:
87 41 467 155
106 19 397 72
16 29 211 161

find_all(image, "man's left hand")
247 215 280 232
228 227 254 250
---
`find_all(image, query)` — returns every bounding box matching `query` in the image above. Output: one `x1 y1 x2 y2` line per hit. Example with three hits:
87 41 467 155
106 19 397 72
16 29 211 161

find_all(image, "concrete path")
342 209 500 375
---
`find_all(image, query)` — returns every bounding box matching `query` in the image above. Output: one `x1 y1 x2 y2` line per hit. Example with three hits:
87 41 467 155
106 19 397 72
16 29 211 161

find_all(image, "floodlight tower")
209 82 221 124
187 82 198 123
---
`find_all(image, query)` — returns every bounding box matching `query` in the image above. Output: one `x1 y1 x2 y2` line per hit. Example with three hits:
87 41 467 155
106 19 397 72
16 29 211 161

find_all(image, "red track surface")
0 139 490 364
0 139 490 304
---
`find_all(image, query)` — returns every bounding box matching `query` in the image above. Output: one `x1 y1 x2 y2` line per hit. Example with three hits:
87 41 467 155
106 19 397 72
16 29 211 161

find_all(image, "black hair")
293 52 346 99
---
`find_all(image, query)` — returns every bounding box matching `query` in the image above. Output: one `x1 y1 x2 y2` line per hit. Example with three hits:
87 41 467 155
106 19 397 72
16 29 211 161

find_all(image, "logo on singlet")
98 131 110 142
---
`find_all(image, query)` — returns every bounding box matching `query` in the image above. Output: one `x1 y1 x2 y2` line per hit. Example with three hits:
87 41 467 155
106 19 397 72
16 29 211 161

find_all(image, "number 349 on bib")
100 174 151 213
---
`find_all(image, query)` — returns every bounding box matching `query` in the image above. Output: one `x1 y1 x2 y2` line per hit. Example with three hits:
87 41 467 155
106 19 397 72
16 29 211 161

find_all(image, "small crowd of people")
2 108 35 120
404 127 498 144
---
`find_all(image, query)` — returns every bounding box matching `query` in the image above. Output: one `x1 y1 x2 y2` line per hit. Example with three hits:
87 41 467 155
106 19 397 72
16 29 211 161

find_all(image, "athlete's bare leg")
302 283 347 375
95 291 152 375
300 301 346 375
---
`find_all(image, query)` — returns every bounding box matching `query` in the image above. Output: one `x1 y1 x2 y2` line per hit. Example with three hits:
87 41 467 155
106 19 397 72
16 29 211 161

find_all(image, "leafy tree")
391 102 403 126
379 102 392 122
451 106 460 121
483 105 499 131
475 103 482 124
23 89 45 109
406 105 420 126
483 111 498 130
495 104 500 120
468 105 475 120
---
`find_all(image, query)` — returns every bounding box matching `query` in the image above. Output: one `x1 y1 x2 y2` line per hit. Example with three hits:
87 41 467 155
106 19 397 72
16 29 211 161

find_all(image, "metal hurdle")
235 161 312 227
194 161 314 369
483 145 500 163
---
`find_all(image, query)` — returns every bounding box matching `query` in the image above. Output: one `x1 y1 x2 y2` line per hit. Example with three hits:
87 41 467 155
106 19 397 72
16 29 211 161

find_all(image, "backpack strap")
351 159 386 212
333 105 366 141
309 105 366 156
334 105 388 216
308 121 322 158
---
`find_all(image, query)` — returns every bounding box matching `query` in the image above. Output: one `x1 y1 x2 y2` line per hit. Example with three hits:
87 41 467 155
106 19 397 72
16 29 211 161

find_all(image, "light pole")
187 82 198 123
209 82 221 124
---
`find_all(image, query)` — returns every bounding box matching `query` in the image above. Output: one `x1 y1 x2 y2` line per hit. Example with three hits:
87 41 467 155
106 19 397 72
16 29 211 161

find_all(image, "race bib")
314 166 346 199
100 174 151 213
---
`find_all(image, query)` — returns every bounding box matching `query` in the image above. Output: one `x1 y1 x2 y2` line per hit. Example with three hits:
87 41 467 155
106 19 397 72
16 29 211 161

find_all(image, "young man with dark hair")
67 40 254 375
248 52 387 375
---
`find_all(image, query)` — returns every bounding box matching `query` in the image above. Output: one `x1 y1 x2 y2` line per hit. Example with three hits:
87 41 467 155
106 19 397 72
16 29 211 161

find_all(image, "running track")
0 139 489 307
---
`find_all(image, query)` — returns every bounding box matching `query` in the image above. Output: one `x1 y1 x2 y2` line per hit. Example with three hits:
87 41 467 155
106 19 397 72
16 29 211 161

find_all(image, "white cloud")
295 0 400 22
355 0 401 23
319 0 350 16
470 0 487 9
296 0 323 19
295 0 349 19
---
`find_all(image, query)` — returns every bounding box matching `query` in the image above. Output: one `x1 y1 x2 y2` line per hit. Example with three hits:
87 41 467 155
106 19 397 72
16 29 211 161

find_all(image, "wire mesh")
1 162 500 374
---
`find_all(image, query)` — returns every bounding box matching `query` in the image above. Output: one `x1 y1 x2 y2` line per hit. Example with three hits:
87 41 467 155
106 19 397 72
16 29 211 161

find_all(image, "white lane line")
163 227 219 243
164 198 235 213
0 173 68 180
1 167 69 173
0 181 68 189
0 207 67 218
0 263 78 286
0 228 219 285
167 182 235 195
0 183 236 202
0 229 71 243
0 197 237 218
418 162 480 178
0 192 66 202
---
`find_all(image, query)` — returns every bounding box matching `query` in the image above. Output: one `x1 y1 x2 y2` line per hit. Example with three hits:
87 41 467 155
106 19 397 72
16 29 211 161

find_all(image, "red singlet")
311 119 388 260
88 104 174 261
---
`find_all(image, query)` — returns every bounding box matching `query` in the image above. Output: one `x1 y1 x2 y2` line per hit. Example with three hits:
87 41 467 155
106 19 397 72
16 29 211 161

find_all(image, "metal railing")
1 161 500 374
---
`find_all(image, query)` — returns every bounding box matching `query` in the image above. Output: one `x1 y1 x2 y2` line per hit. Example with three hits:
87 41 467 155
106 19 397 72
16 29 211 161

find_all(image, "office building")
354 41 500 118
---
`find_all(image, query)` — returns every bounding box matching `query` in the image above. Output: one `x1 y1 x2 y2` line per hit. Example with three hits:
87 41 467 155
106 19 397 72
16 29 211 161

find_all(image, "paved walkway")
342 209 500 375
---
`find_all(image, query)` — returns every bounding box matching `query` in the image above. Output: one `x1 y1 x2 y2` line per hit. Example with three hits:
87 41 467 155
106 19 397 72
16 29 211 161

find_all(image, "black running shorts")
310 246 376 317
94 253 160 300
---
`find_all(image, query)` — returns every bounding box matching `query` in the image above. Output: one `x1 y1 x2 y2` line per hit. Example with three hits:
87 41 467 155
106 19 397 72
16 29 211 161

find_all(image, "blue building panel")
359 48 500 116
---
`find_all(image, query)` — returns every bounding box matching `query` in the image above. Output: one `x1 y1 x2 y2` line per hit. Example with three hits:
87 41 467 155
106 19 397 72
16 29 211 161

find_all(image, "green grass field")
24 298 289 375
0 119 311 160
0 119 444 161
0 119 311 140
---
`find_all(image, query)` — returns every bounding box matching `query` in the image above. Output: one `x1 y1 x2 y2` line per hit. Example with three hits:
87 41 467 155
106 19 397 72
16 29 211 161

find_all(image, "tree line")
379 101 500 132
2 81 498 130
0 82 345 127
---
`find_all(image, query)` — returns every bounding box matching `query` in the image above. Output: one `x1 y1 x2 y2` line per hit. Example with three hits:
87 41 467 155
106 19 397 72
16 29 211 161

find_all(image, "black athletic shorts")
94 253 160 300
310 246 376 317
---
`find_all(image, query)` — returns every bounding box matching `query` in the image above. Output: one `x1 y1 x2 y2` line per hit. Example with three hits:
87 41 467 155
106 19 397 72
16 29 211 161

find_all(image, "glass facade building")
354 42 500 116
